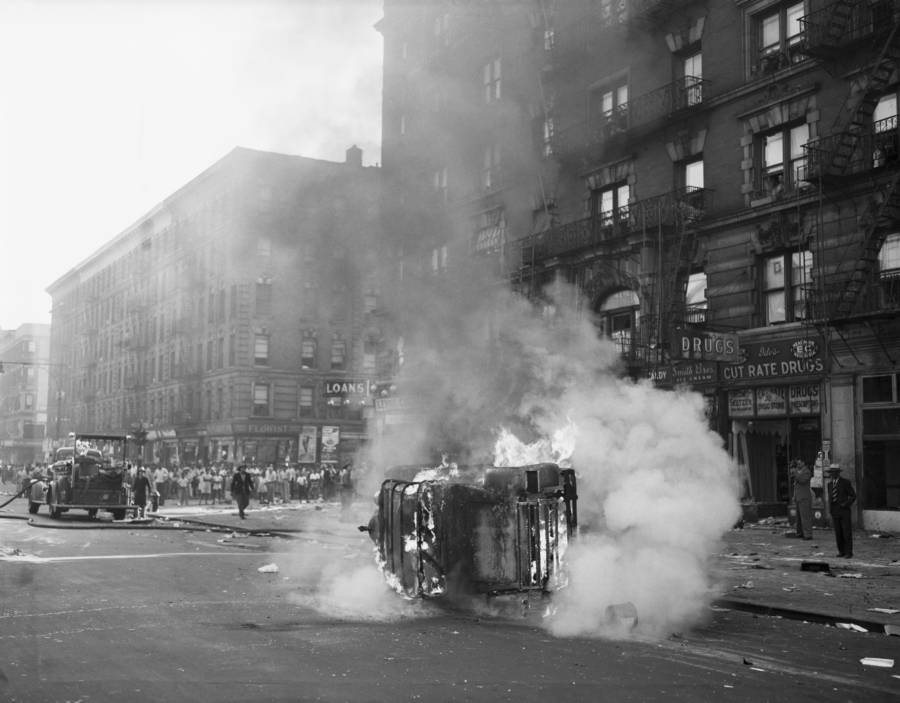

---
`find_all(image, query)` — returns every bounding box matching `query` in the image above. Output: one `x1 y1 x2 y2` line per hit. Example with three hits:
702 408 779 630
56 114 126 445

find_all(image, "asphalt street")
1 491 898 702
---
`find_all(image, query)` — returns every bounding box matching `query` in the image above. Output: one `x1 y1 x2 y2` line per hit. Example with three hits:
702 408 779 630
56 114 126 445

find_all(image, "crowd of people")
0 461 357 517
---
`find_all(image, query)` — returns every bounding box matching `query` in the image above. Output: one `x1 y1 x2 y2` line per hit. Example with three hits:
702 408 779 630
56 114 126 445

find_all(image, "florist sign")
721 334 825 383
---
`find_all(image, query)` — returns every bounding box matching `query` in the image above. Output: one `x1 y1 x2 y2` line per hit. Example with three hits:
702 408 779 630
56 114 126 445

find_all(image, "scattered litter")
837 573 863 579
782 586 797 592
742 658 753 666
800 561 830 573
605 602 639 629
868 608 900 615
750 667 766 672
836 623 868 633
734 581 754 590
870 533 894 539
860 658 894 668
885 625 900 637
257 563 279 574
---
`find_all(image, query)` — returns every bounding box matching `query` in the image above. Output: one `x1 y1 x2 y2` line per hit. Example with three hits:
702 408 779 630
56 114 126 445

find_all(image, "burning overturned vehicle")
361 461 577 600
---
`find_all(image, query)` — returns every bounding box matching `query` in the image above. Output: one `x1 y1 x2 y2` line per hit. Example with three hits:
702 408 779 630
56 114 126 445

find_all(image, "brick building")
0 324 50 465
45 146 386 469
377 0 900 531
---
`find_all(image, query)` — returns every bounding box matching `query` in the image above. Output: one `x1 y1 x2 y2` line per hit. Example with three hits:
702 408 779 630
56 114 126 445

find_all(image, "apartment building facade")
0 324 50 465
46 146 387 470
378 0 900 531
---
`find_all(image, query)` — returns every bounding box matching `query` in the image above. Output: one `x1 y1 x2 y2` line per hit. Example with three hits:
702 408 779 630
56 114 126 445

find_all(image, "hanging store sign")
721 334 825 382
675 329 740 362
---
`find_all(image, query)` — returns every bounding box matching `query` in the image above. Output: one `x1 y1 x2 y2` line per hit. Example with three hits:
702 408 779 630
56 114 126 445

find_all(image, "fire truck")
363 462 577 599
36 433 136 520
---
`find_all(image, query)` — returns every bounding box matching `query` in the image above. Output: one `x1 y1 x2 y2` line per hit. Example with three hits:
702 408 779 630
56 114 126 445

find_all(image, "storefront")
723 332 826 518
857 371 900 532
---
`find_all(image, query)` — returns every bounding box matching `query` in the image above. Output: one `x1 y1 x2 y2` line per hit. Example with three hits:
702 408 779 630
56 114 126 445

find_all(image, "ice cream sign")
721 335 825 382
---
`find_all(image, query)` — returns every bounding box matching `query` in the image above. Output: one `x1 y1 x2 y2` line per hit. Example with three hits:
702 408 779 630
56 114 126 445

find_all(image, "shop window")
299 386 314 418
542 116 555 159
254 334 269 366
363 339 378 372
862 371 900 510
252 383 270 417
433 167 448 203
762 250 812 324
754 1 805 75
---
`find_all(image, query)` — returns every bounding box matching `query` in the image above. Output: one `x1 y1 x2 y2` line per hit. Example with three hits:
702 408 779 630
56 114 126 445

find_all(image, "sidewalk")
714 519 900 633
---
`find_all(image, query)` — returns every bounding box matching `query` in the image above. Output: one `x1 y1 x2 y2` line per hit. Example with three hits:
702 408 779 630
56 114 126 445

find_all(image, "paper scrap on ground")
258 563 279 573
860 658 894 668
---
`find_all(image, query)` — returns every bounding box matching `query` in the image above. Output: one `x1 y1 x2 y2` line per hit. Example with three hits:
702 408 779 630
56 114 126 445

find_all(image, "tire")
112 509 126 521
28 501 40 515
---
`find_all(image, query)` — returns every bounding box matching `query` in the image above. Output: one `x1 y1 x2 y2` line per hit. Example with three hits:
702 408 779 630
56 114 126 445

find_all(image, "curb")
714 598 890 634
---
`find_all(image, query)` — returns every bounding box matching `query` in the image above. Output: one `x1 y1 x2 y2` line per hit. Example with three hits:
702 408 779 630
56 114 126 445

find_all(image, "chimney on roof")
345 145 363 168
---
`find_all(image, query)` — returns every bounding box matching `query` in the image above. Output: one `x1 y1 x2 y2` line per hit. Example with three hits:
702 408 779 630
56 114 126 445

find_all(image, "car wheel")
112 509 126 520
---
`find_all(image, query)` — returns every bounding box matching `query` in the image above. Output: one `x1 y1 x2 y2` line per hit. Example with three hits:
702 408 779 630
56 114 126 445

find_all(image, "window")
299 386 314 417
596 290 640 356
364 293 378 313
257 236 271 258
433 167 448 203
431 245 448 274
399 114 406 136
542 117 555 158
434 12 450 47
681 51 703 107
331 340 346 370
363 339 378 372
762 250 812 324
230 284 238 318
483 58 501 103
757 1 805 73
255 280 272 316
760 123 809 196
229 332 236 366
878 232 900 305
681 158 705 211
252 383 269 417
254 334 269 365
873 94 899 167
591 81 628 133
685 272 708 324
861 372 900 511
482 143 501 191
301 339 316 368
544 27 555 52
591 183 630 227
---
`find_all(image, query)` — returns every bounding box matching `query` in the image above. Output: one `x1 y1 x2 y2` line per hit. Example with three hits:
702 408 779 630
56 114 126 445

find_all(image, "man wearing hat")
230 464 253 519
826 463 856 558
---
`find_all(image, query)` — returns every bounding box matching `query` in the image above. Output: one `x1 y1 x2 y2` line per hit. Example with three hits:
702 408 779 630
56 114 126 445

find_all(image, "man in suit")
826 463 856 558
230 464 254 519
790 459 814 540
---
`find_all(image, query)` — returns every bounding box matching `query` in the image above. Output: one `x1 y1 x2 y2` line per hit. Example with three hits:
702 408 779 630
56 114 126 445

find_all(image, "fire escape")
800 1 900 322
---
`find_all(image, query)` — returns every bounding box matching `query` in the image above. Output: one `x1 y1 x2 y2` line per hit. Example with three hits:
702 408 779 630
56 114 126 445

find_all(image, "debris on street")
257 563 279 573
859 657 894 668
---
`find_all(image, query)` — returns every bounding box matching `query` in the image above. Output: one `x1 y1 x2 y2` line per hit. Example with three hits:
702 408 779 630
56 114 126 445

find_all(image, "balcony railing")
804 273 900 321
521 187 710 261
799 0 897 57
552 77 708 161
802 115 900 180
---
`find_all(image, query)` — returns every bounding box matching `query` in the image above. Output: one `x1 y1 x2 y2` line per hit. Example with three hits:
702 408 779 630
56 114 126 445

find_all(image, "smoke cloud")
358 276 740 640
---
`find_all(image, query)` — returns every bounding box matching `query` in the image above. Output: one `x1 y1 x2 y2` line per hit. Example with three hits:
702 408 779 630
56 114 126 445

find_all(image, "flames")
492 420 576 468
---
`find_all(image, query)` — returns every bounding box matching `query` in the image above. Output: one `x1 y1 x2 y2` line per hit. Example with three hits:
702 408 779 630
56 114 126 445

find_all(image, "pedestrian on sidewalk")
230 464 254 519
132 467 155 518
826 463 856 558
790 459 813 540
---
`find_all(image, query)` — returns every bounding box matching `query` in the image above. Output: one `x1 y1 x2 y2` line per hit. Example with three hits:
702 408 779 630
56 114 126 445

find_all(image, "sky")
0 0 384 331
